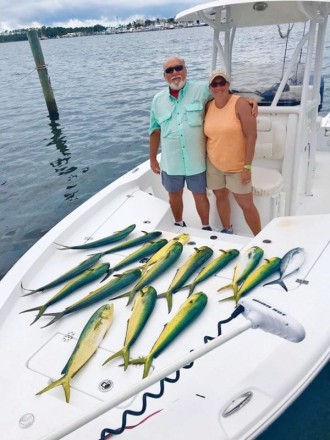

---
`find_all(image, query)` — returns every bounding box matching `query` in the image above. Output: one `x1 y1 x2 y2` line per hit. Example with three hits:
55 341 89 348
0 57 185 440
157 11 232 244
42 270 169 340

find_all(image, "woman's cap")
208 69 230 84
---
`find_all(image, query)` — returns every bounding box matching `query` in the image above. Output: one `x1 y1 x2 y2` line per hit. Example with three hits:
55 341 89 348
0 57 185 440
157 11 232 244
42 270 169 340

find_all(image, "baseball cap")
208 69 230 85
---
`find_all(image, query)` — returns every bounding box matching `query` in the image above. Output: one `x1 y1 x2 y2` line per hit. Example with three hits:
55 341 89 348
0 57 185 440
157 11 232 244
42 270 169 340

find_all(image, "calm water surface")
0 25 329 439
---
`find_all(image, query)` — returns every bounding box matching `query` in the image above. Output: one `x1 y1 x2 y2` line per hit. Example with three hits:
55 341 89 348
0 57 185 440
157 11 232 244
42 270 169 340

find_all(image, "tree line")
0 19 176 43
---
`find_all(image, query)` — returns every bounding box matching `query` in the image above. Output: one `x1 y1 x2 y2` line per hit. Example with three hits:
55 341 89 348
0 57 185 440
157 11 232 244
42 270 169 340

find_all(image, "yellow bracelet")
244 164 252 170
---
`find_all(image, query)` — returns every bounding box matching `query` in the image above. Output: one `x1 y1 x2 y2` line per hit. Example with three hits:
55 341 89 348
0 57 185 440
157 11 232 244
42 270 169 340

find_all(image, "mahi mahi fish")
217 246 264 298
54 224 136 250
141 233 190 273
113 241 184 305
41 268 142 327
101 238 168 281
232 257 282 303
158 246 213 313
36 303 114 403
127 292 208 378
263 247 305 291
21 253 105 296
20 263 110 325
103 286 157 369
184 249 240 296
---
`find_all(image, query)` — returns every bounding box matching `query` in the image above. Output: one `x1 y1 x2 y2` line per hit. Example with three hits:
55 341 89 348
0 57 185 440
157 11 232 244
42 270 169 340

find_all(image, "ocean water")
0 25 329 438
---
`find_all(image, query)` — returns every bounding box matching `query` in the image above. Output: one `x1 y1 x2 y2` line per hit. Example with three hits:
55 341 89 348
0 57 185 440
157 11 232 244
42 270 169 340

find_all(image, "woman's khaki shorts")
206 157 252 194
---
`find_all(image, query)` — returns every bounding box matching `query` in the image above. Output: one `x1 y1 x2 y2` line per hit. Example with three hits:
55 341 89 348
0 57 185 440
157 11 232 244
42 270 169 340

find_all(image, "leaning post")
27 29 59 121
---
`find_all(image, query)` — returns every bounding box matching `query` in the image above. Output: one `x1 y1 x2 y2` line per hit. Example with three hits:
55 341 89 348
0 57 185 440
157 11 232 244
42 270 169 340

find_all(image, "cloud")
0 0 202 32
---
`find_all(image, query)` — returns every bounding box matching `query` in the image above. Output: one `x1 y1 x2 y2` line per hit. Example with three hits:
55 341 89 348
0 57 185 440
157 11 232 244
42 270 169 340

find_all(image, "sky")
0 0 203 32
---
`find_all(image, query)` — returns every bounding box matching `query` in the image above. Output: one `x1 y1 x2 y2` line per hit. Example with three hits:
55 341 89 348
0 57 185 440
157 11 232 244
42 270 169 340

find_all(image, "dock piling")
27 29 59 121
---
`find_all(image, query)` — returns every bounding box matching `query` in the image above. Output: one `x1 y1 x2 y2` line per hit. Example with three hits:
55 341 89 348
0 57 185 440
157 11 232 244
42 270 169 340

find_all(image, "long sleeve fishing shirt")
149 81 211 176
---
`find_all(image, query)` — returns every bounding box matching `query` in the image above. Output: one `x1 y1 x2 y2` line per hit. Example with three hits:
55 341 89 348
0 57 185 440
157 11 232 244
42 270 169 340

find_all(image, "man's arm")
150 129 161 174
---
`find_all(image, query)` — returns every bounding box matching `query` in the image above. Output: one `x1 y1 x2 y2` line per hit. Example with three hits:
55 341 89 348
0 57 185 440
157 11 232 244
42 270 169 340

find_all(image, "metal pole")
27 29 59 121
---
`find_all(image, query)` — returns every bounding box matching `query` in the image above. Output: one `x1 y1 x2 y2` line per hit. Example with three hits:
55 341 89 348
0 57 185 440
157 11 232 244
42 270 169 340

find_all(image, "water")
0 25 329 439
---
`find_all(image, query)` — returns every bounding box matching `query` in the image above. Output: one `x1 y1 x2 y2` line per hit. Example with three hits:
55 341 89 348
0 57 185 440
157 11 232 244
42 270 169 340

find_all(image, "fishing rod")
40 297 305 440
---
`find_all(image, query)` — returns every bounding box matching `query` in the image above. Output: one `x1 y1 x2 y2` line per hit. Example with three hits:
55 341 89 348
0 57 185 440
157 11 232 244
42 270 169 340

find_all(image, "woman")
204 69 261 235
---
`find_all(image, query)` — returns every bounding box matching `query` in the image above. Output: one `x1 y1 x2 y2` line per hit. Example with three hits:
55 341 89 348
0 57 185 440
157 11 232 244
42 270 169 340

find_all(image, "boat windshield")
228 22 311 107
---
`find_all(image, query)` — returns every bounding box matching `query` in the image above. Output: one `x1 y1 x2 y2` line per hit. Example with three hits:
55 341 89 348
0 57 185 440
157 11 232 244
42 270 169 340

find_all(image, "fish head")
174 233 190 245
100 303 114 320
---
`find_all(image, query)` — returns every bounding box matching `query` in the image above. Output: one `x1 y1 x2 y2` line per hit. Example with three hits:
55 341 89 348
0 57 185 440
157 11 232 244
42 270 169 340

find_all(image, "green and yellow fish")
54 224 136 250
218 246 264 298
127 292 208 378
20 263 110 325
21 253 105 296
158 246 213 313
36 303 114 403
103 286 157 369
114 241 184 305
185 249 239 296
42 267 142 327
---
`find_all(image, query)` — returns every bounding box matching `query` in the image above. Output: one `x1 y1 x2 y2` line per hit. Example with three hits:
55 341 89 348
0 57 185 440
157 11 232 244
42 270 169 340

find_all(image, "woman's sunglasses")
210 80 227 87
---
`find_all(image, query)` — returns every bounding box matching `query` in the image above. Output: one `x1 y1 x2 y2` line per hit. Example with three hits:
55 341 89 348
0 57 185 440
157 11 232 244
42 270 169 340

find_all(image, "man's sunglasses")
210 80 227 87
164 65 185 74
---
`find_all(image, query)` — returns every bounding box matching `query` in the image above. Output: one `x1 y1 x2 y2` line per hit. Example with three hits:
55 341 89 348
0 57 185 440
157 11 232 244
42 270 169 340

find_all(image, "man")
149 56 212 230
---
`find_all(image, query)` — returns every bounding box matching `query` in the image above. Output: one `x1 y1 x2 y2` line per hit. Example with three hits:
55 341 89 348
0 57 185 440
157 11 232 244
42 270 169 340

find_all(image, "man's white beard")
168 77 186 91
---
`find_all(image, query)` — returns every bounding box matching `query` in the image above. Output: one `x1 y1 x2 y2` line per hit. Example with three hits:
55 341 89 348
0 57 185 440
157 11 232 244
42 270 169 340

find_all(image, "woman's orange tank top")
204 94 245 172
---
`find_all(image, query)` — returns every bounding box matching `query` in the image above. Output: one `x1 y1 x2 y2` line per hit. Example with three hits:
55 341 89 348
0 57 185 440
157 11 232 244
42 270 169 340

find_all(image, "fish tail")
102 348 124 366
111 291 130 301
20 305 48 325
21 285 43 296
126 291 136 306
53 242 71 250
142 356 153 378
157 291 173 312
100 268 114 282
41 312 65 328
217 282 233 292
218 294 235 303
187 283 196 297
263 279 288 292
122 348 130 371
165 292 173 314
36 375 71 403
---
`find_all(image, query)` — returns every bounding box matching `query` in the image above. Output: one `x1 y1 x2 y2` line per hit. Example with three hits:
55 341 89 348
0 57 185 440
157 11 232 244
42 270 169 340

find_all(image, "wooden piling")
27 29 59 121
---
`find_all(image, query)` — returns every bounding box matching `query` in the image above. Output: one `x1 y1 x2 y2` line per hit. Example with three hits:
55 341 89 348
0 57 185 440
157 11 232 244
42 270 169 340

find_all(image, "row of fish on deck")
19 224 305 403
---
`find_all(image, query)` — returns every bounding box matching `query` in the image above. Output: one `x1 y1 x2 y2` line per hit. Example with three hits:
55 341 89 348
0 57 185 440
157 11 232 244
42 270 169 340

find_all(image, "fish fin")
143 356 153 378
36 375 71 403
218 294 235 302
120 356 146 369
279 280 288 292
53 242 71 251
263 278 280 287
100 268 114 282
217 282 233 292
263 279 288 292
157 292 166 299
126 291 136 306
102 348 124 366
110 291 130 301
41 312 65 328
20 285 43 296
20 305 48 325
165 292 173 314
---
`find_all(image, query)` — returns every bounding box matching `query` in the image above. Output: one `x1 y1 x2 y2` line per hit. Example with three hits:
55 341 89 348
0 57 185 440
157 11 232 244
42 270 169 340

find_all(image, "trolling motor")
41 297 305 440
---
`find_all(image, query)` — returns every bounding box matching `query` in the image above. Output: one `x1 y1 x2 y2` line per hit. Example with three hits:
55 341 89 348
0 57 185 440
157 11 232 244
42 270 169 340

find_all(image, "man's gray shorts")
161 171 207 194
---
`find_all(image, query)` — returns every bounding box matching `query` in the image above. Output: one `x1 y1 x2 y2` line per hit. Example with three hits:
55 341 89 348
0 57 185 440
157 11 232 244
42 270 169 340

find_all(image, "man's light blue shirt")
149 81 211 176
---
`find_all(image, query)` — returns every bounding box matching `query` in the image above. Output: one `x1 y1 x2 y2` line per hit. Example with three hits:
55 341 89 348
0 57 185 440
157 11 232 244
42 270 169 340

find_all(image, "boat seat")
250 116 287 219
252 116 286 196
252 166 284 196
